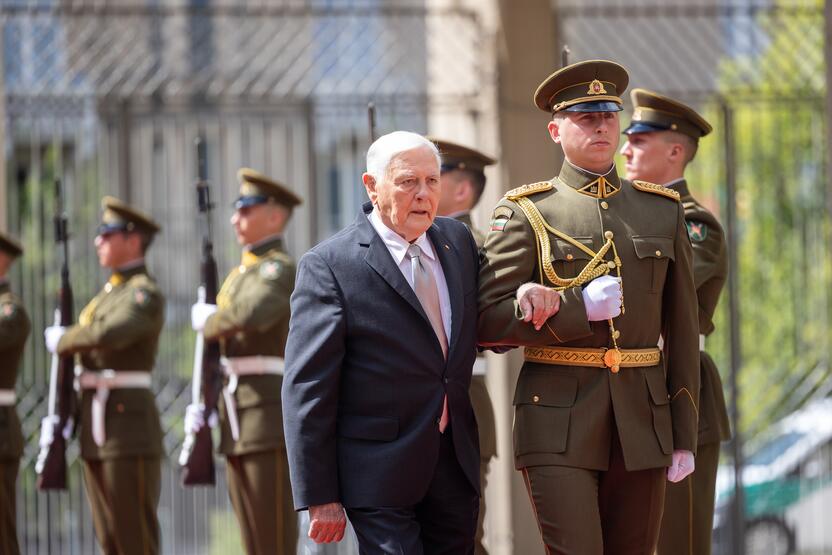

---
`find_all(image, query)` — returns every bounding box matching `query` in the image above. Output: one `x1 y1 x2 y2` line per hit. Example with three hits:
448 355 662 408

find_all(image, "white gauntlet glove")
581 276 622 321
44 326 67 354
190 303 218 332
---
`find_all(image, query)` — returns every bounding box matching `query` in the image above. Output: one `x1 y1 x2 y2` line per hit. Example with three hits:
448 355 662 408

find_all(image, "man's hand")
308 502 347 544
517 283 561 330
581 275 622 321
44 326 67 354
667 449 695 483
191 302 218 331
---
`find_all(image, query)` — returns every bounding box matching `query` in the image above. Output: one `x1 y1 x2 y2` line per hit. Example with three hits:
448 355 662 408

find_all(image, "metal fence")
1 1 485 553
557 1 831 553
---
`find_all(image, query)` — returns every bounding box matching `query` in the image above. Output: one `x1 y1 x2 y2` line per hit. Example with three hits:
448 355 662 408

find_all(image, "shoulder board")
505 181 553 201
632 180 680 201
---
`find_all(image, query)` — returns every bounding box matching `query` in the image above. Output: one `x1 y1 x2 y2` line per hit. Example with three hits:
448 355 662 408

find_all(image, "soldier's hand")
190 302 218 331
516 283 561 330
44 325 67 354
667 449 695 483
308 502 347 544
581 275 622 321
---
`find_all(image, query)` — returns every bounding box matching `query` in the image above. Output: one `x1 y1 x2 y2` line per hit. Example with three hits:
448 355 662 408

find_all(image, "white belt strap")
0 390 16 406
220 356 284 442
77 370 152 447
657 334 706 352
472 357 488 377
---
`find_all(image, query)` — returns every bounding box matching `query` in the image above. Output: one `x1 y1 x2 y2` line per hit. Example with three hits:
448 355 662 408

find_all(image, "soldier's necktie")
406 244 449 432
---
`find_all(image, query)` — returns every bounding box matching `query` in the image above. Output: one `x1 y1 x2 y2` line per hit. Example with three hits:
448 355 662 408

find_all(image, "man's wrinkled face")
549 111 620 171
364 146 441 242
620 132 674 183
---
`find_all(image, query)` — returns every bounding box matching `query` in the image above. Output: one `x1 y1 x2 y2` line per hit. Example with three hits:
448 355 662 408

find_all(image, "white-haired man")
282 131 558 553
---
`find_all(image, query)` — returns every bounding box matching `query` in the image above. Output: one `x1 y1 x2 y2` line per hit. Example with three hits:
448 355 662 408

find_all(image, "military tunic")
657 179 730 555
57 263 164 555
478 162 700 553
203 235 297 555
0 281 29 555
456 212 497 555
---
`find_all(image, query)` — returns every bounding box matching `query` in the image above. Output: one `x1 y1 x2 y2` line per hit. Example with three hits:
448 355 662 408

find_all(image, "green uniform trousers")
522 433 666 555
226 448 297 555
657 441 720 555
0 460 19 555
83 457 161 555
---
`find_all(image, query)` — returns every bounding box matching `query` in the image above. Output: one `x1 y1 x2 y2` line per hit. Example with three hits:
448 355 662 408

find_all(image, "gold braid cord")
511 195 626 372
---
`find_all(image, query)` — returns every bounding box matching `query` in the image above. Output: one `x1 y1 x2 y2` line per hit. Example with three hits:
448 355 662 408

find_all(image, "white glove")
581 276 622 321
44 326 67 354
191 302 218 331
184 403 218 435
667 449 695 483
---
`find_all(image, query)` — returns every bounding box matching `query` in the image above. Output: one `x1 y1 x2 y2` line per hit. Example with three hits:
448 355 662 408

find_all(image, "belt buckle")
603 348 621 373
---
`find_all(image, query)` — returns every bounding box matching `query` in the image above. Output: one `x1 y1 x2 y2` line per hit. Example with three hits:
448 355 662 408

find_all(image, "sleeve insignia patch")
489 206 514 232
134 288 151 307
1 303 16 318
260 261 282 280
686 220 708 242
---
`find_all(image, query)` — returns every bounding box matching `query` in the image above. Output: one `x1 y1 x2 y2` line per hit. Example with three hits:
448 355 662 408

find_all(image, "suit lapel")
428 222 464 359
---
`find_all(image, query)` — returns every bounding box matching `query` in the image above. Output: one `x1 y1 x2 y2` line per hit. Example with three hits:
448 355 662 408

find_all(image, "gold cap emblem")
633 108 642 120
587 79 607 95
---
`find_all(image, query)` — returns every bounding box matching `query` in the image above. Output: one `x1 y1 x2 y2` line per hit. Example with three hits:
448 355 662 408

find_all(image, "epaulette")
505 181 553 200
632 180 680 201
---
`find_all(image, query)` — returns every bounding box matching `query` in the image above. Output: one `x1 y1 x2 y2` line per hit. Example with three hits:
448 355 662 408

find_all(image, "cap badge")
633 108 642 121
588 79 607 95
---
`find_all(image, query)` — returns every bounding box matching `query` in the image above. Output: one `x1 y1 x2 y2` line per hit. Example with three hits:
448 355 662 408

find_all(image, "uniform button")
667 394 671 400
613 330 620 339
239 265 247 274
655 250 662 257
116 403 125 413
604 230 614 239
532 395 540 403
104 283 113 293
566 254 574 261
607 261 616 269
600 201 609 210
444 377 449 384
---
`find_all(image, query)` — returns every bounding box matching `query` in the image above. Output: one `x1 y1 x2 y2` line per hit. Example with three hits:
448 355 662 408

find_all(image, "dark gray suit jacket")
282 202 481 510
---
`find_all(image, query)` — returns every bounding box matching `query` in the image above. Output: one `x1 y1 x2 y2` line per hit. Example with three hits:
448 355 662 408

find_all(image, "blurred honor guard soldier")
190 168 301 555
430 136 498 555
477 60 701 554
621 88 730 555
0 233 28 555
44 197 164 555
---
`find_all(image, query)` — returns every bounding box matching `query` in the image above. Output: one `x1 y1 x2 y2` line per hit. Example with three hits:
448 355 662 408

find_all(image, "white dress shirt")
369 208 452 342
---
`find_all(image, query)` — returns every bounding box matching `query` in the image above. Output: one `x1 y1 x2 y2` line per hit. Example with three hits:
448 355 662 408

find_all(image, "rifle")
36 178 76 490
179 136 222 486
368 102 378 142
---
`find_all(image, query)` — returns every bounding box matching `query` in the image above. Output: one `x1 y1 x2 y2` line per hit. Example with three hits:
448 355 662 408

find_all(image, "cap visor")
623 121 670 135
234 196 269 209
563 101 623 113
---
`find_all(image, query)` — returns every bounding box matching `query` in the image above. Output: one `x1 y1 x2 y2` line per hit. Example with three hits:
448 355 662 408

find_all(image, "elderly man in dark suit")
283 131 558 554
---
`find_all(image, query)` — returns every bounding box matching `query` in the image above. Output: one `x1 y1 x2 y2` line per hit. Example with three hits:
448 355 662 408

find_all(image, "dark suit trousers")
346 427 479 555
522 430 666 555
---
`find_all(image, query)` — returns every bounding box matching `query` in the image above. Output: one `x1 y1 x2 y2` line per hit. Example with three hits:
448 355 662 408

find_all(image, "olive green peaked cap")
99 196 161 236
236 168 302 210
534 60 629 113
625 88 712 138
0 231 23 258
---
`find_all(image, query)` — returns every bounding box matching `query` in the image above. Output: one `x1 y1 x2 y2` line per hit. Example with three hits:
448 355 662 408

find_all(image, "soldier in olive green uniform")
44 198 164 555
0 233 29 555
477 60 701 554
190 169 300 555
430 137 498 555
620 89 730 555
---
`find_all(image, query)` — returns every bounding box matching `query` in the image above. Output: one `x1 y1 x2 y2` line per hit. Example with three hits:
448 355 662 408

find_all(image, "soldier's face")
620 132 675 183
437 171 471 217
549 112 620 172
94 231 140 268
363 146 440 242
231 203 286 246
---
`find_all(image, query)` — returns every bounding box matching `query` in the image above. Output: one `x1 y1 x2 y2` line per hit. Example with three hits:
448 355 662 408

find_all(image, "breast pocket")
632 236 674 293
550 237 595 282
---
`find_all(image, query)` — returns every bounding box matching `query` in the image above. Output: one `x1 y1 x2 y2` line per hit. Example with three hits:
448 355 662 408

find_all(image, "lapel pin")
444 244 450 250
